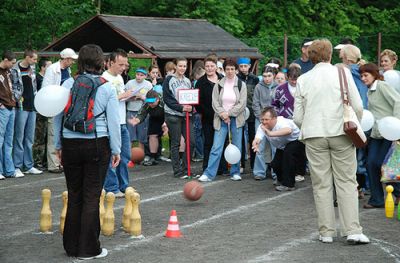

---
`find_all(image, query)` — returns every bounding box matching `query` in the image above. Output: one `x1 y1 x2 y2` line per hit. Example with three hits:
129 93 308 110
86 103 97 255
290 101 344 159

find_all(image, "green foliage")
0 0 96 50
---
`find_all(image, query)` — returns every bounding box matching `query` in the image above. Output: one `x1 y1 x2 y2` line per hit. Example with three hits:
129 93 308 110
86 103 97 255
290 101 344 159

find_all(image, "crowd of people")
1 38 400 257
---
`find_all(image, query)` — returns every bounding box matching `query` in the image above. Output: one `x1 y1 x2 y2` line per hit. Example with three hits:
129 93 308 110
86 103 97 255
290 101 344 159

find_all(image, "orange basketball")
183 181 204 201
131 147 145 163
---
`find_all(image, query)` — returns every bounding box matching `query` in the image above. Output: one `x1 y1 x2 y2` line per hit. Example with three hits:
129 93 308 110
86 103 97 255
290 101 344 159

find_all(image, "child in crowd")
125 67 153 150
252 66 278 181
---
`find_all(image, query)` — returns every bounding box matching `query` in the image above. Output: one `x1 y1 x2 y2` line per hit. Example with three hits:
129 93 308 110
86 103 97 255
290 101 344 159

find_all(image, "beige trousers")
304 135 363 237
47 117 61 170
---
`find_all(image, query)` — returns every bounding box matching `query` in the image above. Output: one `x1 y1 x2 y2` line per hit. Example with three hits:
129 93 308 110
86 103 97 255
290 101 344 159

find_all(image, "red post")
186 111 191 178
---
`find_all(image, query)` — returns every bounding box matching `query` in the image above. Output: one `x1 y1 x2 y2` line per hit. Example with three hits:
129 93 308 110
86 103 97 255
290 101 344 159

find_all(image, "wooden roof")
43 14 262 60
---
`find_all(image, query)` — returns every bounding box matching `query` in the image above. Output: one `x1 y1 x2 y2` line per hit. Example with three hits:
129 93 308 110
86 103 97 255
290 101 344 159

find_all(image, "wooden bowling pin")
385 185 394 218
122 187 134 232
102 192 115 236
129 192 142 237
60 191 68 234
40 189 52 232
99 189 106 227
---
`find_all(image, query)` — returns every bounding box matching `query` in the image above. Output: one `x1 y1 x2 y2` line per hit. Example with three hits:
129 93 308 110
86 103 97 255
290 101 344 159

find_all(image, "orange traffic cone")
165 210 182 238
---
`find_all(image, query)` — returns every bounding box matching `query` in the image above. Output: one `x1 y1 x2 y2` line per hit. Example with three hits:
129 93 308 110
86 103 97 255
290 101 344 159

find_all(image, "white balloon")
360 110 374 131
224 144 241 164
383 70 400 94
378 116 400 141
34 85 70 117
245 107 250 120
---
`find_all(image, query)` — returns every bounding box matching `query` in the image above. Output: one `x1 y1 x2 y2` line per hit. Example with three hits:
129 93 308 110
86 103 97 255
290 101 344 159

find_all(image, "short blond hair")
308 39 332 64
342 44 361 64
380 49 398 65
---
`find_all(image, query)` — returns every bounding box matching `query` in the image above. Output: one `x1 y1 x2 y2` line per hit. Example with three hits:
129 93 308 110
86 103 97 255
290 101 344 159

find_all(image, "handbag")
381 141 400 183
338 66 367 148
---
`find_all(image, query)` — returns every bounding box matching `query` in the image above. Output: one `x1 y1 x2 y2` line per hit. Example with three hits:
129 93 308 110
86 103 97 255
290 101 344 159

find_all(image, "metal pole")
377 32 382 67
284 33 288 68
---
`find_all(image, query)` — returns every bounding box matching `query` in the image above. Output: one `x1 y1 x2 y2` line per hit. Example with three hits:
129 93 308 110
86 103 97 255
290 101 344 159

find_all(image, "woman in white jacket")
294 39 369 245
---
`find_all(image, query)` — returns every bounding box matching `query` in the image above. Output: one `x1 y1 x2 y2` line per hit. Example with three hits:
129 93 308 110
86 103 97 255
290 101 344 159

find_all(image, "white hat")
334 44 346 50
303 41 313 47
60 48 78 59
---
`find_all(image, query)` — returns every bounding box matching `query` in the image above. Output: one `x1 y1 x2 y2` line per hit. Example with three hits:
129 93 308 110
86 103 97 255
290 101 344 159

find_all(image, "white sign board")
178 89 199 105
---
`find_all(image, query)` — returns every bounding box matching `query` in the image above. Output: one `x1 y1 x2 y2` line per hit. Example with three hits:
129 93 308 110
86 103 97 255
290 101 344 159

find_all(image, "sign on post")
177 88 199 178
178 89 199 105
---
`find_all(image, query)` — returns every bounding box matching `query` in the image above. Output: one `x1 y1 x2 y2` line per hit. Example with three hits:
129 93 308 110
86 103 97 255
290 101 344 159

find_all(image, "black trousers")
62 137 111 257
164 113 195 177
241 121 256 169
271 140 306 188
202 121 227 173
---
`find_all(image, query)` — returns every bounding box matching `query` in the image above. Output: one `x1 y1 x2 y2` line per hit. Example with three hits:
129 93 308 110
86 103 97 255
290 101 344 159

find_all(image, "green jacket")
368 80 400 139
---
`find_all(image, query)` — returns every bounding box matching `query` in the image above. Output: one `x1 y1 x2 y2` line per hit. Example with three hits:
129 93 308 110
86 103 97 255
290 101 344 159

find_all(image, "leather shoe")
363 203 384 209
48 168 63 173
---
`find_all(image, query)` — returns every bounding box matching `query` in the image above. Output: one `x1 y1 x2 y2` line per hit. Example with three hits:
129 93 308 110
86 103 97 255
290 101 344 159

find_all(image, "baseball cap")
334 44 346 50
303 41 313 47
237 57 251 65
60 48 78 59
136 68 148 75
334 38 354 50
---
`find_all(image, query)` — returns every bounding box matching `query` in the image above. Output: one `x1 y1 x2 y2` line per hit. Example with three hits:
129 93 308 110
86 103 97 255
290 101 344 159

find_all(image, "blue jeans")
0 108 15 176
104 125 131 193
127 111 148 144
13 110 36 170
253 119 276 178
193 113 204 158
204 118 242 179
367 138 400 206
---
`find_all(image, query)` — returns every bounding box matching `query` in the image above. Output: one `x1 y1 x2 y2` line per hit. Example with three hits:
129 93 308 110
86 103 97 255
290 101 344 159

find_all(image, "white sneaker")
0 174 5 180
295 175 305 182
347 233 370 244
14 169 25 178
198 174 212 182
78 248 108 260
319 235 333 243
230 174 242 181
158 156 171 162
24 167 43 174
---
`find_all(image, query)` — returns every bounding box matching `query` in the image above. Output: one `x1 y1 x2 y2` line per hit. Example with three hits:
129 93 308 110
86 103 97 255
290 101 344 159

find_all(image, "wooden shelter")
42 14 263 74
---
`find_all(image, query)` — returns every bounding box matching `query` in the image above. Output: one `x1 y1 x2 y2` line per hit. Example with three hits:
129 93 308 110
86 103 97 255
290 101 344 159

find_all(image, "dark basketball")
131 147 145 163
183 181 204 201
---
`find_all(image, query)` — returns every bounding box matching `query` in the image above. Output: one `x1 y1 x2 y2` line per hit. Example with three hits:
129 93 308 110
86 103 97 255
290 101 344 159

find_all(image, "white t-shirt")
255 116 300 149
125 79 153 111
102 71 126 125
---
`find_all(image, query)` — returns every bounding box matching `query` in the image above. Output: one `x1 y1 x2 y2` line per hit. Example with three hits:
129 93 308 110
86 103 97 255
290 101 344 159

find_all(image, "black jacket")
195 73 223 124
237 72 259 122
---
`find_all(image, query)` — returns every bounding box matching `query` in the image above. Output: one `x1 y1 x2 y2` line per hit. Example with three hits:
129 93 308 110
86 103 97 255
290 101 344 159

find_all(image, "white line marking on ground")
110 187 311 253
0 172 167 191
246 210 400 262
247 233 318 262
5 179 227 238
0 172 168 210
0 176 64 190
371 237 400 262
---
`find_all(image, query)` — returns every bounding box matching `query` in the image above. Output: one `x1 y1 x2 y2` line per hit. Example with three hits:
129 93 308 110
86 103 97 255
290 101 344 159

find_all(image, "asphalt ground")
0 160 399 263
